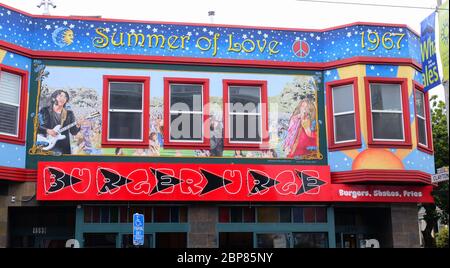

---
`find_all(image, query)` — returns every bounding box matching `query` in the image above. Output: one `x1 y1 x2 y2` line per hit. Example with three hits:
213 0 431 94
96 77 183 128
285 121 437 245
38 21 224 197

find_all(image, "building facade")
0 3 435 248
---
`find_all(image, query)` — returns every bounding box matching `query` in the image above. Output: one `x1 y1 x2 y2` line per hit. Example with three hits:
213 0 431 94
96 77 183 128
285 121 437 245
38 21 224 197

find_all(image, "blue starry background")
0 5 421 64
323 64 434 174
0 49 31 168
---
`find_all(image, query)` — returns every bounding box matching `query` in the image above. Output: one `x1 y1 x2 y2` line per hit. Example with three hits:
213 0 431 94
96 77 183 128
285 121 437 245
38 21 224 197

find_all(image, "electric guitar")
36 111 100 151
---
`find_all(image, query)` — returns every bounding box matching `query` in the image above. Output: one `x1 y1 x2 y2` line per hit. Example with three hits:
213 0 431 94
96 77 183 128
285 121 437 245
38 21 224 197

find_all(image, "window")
364 77 411 148
164 78 209 149
219 206 255 223
414 83 433 154
293 232 329 248
326 78 361 150
102 75 150 147
0 65 28 145
223 80 269 149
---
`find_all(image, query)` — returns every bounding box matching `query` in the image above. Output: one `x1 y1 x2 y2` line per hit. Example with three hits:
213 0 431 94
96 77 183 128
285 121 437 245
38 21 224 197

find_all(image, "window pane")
0 103 18 135
415 90 425 117
170 84 202 112
92 207 100 223
170 113 203 141
109 112 142 140
332 84 354 113
109 82 142 110
418 117 427 146
0 71 21 104
293 233 328 248
84 206 92 223
256 233 289 248
144 207 152 223
170 207 179 223
229 86 261 113
219 207 230 223
372 112 404 140
100 207 109 223
155 233 187 248
243 207 255 223
110 207 118 223
230 207 243 222
370 84 402 111
335 114 356 142
304 207 316 223
84 233 117 248
179 207 188 223
316 207 327 223
280 207 292 223
154 207 170 222
230 114 261 142
219 232 254 248
293 207 304 223
119 207 128 223
257 207 279 222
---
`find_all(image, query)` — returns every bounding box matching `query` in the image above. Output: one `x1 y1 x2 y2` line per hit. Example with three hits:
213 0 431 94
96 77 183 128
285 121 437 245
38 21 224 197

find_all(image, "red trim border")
413 82 433 154
0 64 29 145
0 166 36 182
223 79 269 150
331 169 432 185
364 77 412 149
163 77 210 149
326 77 362 151
101 75 150 148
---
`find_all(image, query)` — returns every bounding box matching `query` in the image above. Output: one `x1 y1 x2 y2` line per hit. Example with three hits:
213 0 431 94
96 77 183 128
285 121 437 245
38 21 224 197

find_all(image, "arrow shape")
150 169 182 195
98 168 133 194
47 168 82 193
295 170 326 195
199 169 233 196
248 170 280 195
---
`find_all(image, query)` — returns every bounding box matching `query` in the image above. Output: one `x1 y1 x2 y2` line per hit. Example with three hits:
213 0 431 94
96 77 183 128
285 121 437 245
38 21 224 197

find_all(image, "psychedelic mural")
325 64 435 174
28 62 324 160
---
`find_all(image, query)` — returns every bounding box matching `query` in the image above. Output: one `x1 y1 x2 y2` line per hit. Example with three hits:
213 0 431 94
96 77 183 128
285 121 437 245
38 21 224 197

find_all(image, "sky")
0 0 446 99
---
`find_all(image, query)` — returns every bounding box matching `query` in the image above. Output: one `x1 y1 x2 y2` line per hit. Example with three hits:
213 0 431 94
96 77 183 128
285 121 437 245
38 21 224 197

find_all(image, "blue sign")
420 12 441 92
0 5 421 64
133 213 144 246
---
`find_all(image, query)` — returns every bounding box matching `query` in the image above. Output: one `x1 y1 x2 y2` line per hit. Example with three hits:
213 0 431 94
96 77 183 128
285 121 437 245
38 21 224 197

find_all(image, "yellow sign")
438 0 449 82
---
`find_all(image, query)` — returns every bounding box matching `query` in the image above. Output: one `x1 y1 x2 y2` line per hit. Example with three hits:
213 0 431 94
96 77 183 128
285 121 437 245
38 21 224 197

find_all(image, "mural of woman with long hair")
283 98 317 158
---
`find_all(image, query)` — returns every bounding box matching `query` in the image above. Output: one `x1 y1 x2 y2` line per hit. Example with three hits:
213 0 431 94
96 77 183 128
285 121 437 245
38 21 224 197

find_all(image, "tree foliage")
422 95 449 248
436 227 449 248
430 95 449 225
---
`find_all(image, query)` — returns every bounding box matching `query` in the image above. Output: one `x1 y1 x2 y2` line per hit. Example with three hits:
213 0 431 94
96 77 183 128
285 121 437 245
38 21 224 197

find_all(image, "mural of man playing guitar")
37 90 84 154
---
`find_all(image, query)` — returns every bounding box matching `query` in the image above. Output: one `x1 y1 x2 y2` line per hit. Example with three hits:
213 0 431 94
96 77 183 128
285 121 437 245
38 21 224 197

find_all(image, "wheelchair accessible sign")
133 213 145 246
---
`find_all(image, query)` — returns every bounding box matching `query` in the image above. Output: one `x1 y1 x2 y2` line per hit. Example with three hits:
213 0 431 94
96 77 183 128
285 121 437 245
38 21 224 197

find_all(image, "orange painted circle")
352 149 404 170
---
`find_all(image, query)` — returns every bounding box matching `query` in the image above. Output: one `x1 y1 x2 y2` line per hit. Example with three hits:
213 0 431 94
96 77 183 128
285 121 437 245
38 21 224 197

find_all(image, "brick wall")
391 203 421 248
188 205 217 248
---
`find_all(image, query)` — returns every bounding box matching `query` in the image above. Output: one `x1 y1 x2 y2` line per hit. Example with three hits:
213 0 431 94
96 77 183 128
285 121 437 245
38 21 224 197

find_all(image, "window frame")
222 79 269 150
364 77 411 148
101 75 150 148
0 64 28 145
413 82 433 154
163 77 210 149
325 77 361 151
